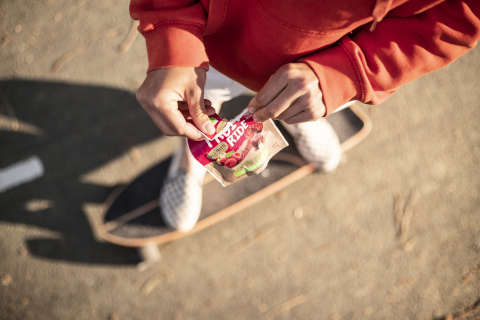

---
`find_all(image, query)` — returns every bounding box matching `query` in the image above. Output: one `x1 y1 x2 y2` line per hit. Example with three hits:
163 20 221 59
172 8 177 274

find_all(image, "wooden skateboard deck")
100 104 371 253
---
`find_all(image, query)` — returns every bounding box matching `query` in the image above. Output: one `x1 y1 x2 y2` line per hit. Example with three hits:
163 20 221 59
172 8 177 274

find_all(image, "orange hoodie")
130 0 480 115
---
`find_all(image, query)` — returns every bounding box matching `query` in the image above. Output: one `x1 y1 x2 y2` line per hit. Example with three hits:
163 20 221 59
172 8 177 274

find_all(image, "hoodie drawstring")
370 0 393 32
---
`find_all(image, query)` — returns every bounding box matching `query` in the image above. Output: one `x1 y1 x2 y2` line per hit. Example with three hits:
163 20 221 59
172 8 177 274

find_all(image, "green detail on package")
232 147 270 177
209 117 218 125
225 150 235 157
244 159 254 167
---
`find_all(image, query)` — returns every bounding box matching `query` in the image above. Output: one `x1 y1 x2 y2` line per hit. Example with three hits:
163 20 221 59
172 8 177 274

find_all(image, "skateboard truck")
136 243 161 271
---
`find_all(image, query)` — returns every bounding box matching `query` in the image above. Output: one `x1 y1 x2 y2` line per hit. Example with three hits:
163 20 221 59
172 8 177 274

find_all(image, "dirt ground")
0 1 479 320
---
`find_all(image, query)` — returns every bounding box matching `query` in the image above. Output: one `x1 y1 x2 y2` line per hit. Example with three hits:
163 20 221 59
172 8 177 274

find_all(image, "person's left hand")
247 63 326 124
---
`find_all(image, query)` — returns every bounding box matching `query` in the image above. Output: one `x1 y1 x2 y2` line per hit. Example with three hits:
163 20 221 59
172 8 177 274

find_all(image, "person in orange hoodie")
132 0 480 231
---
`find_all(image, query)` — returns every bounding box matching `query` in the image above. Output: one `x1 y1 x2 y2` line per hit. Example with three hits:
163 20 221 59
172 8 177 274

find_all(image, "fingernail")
247 106 256 114
253 115 261 123
204 121 215 134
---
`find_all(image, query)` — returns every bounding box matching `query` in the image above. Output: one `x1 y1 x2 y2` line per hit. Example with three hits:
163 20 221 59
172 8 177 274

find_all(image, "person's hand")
136 67 216 141
247 63 325 124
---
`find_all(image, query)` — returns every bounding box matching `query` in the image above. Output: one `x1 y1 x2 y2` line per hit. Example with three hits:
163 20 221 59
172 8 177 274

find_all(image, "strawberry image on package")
187 108 289 186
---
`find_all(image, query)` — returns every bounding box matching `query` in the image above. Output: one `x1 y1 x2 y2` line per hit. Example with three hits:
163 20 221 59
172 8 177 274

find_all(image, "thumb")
247 68 288 116
247 95 263 114
186 89 215 136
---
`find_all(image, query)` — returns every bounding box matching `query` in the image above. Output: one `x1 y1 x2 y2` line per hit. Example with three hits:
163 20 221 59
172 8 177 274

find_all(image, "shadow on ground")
0 80 168 265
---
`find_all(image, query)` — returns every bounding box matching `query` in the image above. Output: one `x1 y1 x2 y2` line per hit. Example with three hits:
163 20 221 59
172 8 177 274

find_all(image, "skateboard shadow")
0 80 167 265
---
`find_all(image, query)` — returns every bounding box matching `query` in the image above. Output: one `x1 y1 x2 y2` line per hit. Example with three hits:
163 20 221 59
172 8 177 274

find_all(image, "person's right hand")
136 67 216 141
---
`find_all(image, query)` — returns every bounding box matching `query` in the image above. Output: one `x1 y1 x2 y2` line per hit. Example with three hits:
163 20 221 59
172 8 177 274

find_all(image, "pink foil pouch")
187 108 288 186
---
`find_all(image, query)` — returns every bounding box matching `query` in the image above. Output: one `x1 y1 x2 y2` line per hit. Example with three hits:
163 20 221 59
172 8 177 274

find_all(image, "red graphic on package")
187 108 288 186
188 112 264 166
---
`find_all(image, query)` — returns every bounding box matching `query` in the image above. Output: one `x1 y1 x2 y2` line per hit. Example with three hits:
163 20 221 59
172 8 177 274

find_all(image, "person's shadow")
0 79 256 265
0 80 170 265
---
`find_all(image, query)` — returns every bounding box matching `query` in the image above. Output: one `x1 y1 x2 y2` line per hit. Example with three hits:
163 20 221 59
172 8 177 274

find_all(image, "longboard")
99 104 371 269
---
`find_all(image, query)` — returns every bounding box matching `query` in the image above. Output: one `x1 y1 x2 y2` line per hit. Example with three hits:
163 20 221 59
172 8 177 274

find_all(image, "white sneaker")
160 148 206 232
281 118 341 172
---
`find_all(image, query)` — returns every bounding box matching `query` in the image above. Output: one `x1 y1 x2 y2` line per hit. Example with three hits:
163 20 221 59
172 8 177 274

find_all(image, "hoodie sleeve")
129 0 209 73
298 0 480 116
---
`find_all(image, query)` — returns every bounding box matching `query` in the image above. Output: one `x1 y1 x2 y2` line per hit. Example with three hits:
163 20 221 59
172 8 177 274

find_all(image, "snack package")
187 108 289 186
